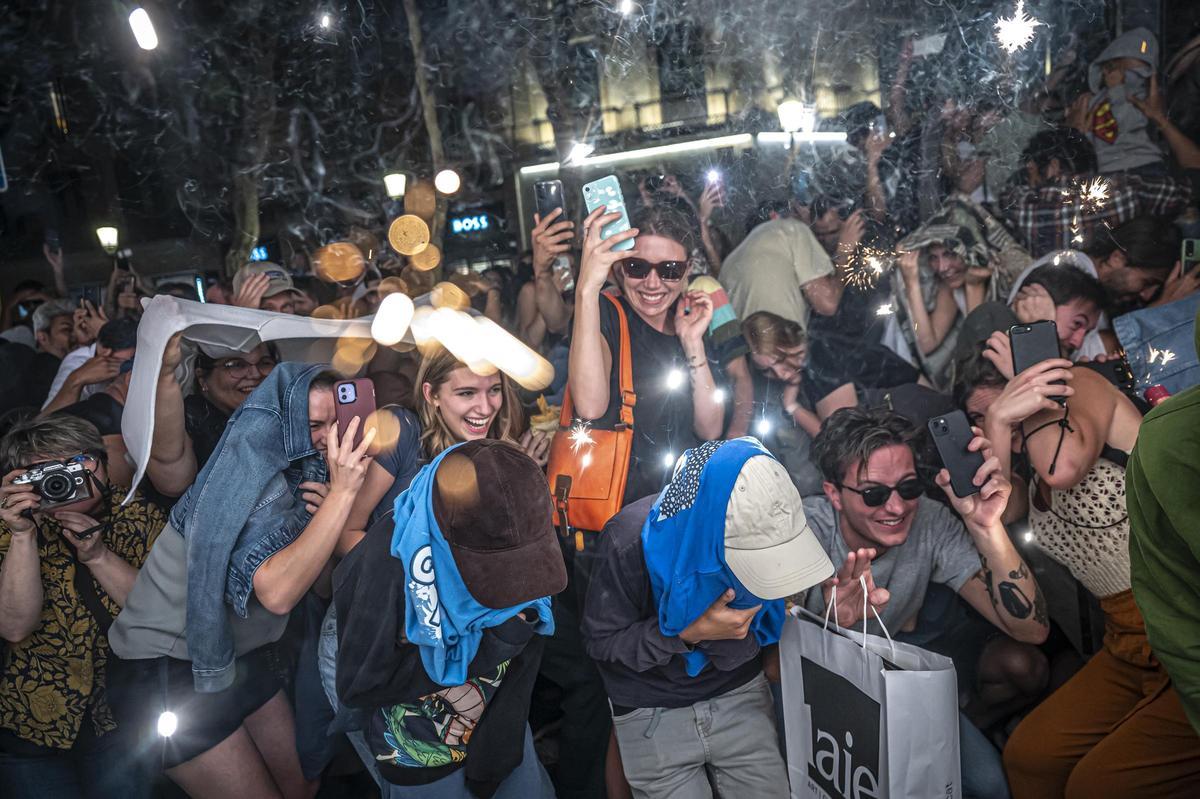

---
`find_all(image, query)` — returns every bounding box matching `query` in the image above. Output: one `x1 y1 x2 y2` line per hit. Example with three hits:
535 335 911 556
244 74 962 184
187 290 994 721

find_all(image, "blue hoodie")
391 444 555 687
642 438 787 677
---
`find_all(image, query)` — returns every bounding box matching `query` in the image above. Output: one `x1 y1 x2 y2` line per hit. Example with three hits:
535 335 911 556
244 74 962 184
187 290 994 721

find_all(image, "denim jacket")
170 362 328 692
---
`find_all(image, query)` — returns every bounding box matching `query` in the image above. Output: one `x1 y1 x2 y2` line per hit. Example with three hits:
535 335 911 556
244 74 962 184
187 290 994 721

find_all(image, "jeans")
611 673 787 799
316 606 555 798
960 712 1011 799
0 722 153 799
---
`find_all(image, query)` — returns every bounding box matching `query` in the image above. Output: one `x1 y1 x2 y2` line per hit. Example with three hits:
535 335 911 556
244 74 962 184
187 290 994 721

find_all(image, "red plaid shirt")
1003 174 1191 258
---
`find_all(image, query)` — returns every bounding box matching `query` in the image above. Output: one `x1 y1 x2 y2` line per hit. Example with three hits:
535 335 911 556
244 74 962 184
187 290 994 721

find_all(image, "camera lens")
40 473 73 502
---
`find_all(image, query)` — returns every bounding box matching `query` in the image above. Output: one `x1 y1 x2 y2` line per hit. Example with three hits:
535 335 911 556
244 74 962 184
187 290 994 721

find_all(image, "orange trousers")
1003 590 1200 798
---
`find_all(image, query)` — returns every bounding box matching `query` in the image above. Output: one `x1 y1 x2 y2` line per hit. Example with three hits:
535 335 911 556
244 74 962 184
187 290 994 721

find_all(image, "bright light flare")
662 452 676 468
429 308 494 375
568 421 595 454
474 316 555 391
157 711 178 737
618 0 635 15
320 13 332 29
371 292 415 346
875 303 895 317
383 173 407 198
994 1 1042 54
1023 531 1036 543
755 418 773 436
705 169 721 184
434 169 461 195
129 8 159 50
666 369 685 390
565 142 595 165
777 100 816 134
1079 176 1110 212
712 388 726 404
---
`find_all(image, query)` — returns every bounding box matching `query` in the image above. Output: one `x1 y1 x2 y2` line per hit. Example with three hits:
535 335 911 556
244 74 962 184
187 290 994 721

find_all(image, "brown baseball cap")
432 439 567 609
232 262 299 299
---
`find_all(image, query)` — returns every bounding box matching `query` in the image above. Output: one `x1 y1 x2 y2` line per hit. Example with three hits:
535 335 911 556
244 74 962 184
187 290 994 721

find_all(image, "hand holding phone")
1009 321 1066 404
334 378 377 452
1181 239 1200 276
582 175 635 253
928 411 986 498
534 180 566 223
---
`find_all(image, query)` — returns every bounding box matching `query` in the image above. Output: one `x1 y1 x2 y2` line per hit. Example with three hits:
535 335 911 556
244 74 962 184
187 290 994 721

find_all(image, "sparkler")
843 246 893 290
1079 176 1110 213
568 420 595 454
994 1 1042 54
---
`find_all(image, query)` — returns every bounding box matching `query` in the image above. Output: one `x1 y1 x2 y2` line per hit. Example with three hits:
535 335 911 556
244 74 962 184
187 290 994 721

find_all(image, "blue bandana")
641 438 788 677
391 444 555 687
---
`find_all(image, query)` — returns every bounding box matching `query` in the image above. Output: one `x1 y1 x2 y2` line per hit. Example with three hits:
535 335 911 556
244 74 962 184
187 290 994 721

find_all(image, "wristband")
784 402 800 416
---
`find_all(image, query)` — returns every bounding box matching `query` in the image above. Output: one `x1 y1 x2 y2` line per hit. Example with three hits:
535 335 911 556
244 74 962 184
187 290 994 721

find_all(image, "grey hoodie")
1086 27 1163 173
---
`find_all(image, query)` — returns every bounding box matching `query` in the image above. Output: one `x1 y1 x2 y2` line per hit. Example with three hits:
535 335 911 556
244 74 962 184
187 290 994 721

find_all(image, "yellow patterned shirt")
0 489 163 749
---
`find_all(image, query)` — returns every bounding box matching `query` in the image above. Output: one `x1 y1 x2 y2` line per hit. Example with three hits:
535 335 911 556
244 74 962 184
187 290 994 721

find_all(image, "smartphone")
334 378 376 451
582 175 635 252
870 113 888 137
1010 320 1066 403
534 179 565 223
194 274 207 303
45 229 61 253
1182 239 1200 275
928 411 985 498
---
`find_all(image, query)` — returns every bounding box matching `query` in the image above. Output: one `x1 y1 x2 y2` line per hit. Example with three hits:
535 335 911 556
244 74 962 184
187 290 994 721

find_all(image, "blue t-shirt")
370 407 424 523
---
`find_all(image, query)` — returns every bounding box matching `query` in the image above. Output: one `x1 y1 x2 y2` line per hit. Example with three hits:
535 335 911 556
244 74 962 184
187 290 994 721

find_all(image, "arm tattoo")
976 557 1039 621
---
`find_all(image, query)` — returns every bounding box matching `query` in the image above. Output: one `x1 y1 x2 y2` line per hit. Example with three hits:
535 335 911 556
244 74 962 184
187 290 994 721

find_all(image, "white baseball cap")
724 455 834 600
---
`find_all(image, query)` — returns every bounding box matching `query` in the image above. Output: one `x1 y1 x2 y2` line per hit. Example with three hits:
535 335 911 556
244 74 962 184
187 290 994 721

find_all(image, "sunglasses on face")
616 258 687 282
839 477 923 507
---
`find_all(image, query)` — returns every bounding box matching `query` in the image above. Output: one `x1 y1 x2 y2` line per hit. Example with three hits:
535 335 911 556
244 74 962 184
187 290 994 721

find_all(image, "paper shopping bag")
780 609 961 799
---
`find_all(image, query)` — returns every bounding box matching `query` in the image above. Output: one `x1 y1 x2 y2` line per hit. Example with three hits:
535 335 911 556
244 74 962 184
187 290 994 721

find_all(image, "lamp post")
95 226 119 255
383 173 407 199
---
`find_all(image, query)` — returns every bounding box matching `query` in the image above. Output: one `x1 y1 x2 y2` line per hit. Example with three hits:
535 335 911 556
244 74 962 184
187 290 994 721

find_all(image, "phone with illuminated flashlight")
582 175 635 252
1182 239 1200 276
534 179 565 224
928 410 985 498
193 275 207 303
334 378 376 452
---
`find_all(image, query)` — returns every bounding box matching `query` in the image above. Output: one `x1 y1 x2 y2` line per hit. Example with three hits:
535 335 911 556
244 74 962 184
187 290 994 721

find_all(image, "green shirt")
1127 384 1200 735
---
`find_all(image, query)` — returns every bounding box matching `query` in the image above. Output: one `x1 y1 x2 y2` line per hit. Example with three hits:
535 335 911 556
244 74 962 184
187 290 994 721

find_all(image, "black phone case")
534 180 565 222
1009 321 1060 375
928 411 985 498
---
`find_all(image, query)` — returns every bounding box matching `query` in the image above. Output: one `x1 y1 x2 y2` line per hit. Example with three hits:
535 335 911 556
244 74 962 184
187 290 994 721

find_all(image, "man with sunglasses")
802 406 1047 645
802 406 1048 799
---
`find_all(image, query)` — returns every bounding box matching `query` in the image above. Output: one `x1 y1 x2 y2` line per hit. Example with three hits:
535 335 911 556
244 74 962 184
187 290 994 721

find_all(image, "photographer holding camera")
0 414 163 799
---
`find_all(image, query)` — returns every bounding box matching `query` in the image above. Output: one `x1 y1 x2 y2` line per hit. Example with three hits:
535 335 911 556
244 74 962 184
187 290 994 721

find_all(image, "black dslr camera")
13 458 93 510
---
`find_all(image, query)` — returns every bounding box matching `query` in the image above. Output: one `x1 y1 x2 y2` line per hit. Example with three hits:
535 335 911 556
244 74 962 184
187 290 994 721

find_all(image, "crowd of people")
3 23 1200 799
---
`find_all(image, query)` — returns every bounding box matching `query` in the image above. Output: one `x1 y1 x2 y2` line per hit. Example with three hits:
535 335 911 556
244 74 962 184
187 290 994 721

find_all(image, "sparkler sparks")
875 303 895 317
1148 346 1176 368
844 247 893 290
1079 177 1110 212
568 421 595 454
994 1 1042 54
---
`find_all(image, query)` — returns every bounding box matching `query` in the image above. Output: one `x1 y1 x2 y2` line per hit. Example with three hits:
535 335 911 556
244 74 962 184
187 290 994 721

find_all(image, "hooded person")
581 437 834 799
1085 27 1164 174
883 196 1031 389
1127 306 1200 739
327 439 566 798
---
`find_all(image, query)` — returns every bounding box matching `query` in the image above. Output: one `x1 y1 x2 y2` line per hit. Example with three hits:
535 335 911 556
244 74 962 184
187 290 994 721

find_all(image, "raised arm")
0 472 44 643
145 334 200 497
568 208 634 420
897 252 957 355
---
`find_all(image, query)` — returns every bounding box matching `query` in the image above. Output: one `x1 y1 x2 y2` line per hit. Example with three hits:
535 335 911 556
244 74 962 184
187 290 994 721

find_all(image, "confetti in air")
568 421 595 454
994 1 1042 54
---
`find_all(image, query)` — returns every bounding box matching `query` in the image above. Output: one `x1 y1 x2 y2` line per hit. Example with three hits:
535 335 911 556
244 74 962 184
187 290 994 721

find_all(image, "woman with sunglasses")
146 335 278 497
572 202 727 508
956 337 1200 797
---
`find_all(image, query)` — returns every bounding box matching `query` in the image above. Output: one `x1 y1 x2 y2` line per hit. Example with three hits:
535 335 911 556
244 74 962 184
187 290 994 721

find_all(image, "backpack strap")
556 291 637 428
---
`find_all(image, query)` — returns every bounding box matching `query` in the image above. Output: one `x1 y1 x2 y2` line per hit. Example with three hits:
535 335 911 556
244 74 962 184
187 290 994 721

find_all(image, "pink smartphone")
334 378 376 451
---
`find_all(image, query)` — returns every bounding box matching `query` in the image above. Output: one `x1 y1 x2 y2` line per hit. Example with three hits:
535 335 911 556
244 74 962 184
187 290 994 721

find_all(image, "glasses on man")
616 258 687 282
838 478 923 507
216 358 277 378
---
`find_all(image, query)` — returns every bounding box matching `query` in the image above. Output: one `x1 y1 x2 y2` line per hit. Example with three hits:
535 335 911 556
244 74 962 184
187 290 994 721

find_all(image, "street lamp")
434 169 461 195
95 226 120 255
383 173 407 199
777 100 816 134
128 8 159 51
